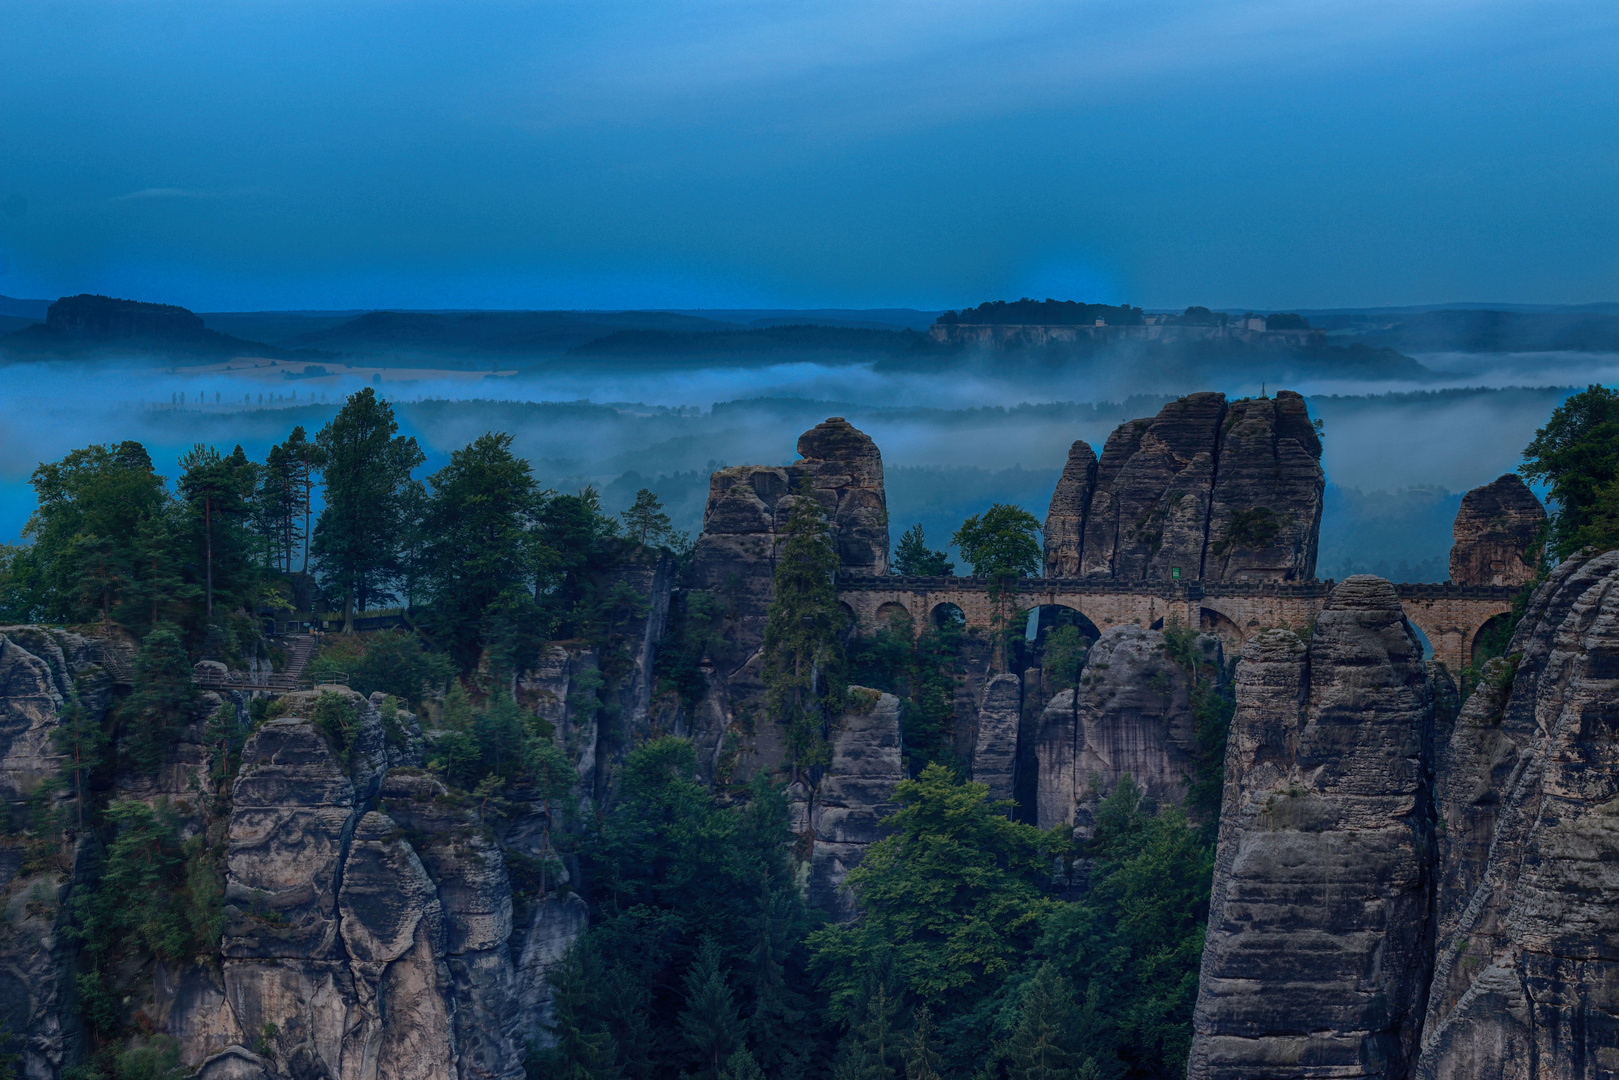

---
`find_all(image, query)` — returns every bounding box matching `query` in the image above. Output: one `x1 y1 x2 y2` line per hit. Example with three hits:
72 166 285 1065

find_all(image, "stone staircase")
192 632 322 693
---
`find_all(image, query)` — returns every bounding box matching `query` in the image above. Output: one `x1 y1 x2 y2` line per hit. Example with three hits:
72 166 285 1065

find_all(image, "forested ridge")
1 389 1222 1080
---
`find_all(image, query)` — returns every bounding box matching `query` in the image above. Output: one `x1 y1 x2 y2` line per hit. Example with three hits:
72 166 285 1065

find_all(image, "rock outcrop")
1447 473 1545 586
807 690 904 921
1049 391 1323 582
0 627 119 1080
684 418 889 778
1416 550 1619 1078
172 694 536 1079
970 674 1022 803
1033 626 1223 831
1042 441 1098 577
1188 577 1441 1080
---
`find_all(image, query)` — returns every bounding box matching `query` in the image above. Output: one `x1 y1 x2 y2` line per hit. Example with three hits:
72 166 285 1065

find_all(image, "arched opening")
1471 612 1515 667
1019 604 1100 687
930 602 966 628
1199 607 1246 653
876 601 915 631
837 601 858 634
1404 617 1435 661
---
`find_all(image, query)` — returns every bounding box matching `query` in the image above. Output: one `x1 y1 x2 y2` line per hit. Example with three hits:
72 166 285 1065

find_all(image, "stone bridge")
837 576 1518 672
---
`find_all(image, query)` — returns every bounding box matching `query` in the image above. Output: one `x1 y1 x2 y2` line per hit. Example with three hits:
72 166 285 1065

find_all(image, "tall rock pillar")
1447 473 1545 586
1043 440 1097 577
1189 576 1439 1080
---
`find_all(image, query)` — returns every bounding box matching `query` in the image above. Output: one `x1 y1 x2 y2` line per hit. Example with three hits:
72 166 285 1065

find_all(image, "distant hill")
0 293 280 359
1319 309 1619 353
565 324 932 364
284 309 744 358
0 294 49 319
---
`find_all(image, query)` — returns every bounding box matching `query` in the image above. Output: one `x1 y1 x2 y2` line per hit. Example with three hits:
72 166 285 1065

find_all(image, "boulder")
1447 473 1545 586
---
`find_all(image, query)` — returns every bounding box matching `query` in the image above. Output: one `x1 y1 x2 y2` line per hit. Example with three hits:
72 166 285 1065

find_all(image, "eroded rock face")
1416 551 1619 1079
809 690 903 921
1043 441 1098 577
1189 576 1440 1080
174 703 534 1079
1061 391 1323 582
685 418 890 780
1033 626 1221 831
1448 473 1546 587
0 627 118 1080
1204 393 1324 583
971 674 1022 803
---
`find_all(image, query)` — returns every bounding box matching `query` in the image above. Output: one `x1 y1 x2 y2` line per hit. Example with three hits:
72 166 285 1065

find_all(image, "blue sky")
0 0 1615 311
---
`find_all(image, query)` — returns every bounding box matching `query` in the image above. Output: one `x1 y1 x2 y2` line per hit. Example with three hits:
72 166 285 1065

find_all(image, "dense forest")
7 384 1613 1079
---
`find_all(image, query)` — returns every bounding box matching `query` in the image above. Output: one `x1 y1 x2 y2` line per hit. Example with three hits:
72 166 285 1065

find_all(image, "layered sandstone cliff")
1033 626 1223 832
1047 391 1323 582
1189 555 1619 1080
682 417 889 776
1417 550 1619 1078
1188 577 1443 1080
1447 472 1545 586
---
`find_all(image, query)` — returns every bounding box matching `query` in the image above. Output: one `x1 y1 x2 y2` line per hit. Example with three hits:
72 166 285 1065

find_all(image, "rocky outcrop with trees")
10 382 1619 1080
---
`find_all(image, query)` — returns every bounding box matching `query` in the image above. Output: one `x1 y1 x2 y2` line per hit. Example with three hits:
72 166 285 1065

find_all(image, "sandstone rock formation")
0 627 120 1080
1189 576 1441 1080
1048 391 1323 582
970 674 1022 803
1417 550 1619 1079
170 692 538 1079
683 418 889 778
1033 625 1222 831
808 690 903 921
1042 441 1097 577
1447 472 1545 586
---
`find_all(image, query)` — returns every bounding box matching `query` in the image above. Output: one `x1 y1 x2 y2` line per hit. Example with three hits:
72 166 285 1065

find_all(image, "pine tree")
903 1007 944 1080
539 946 622 1080
122 627 199 775
680 938 744 1080
53 696 106 830
892 524 953 577
1004 965 1084 1080
720 1048 766 1080
832 962 906 1080
312 390 424 631
762 484 845 774
282 425 324 575
621 488 673 548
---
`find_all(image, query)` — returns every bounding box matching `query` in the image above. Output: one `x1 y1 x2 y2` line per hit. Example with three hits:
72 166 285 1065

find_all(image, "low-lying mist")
0 345 1587 581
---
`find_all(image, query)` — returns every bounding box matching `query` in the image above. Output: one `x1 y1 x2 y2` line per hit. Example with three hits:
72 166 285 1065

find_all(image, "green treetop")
312 388 425 630
892 524 954 577
952 504 1043 580
809 764 1068 1017
762 486 846 773
622 488 675 548
1522 384 1619 557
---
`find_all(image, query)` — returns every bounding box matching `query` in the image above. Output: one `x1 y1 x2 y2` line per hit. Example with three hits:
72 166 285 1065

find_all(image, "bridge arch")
1470 612 1515 666
875 601 914 628
930 601 966 628
1404 618 1436 660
